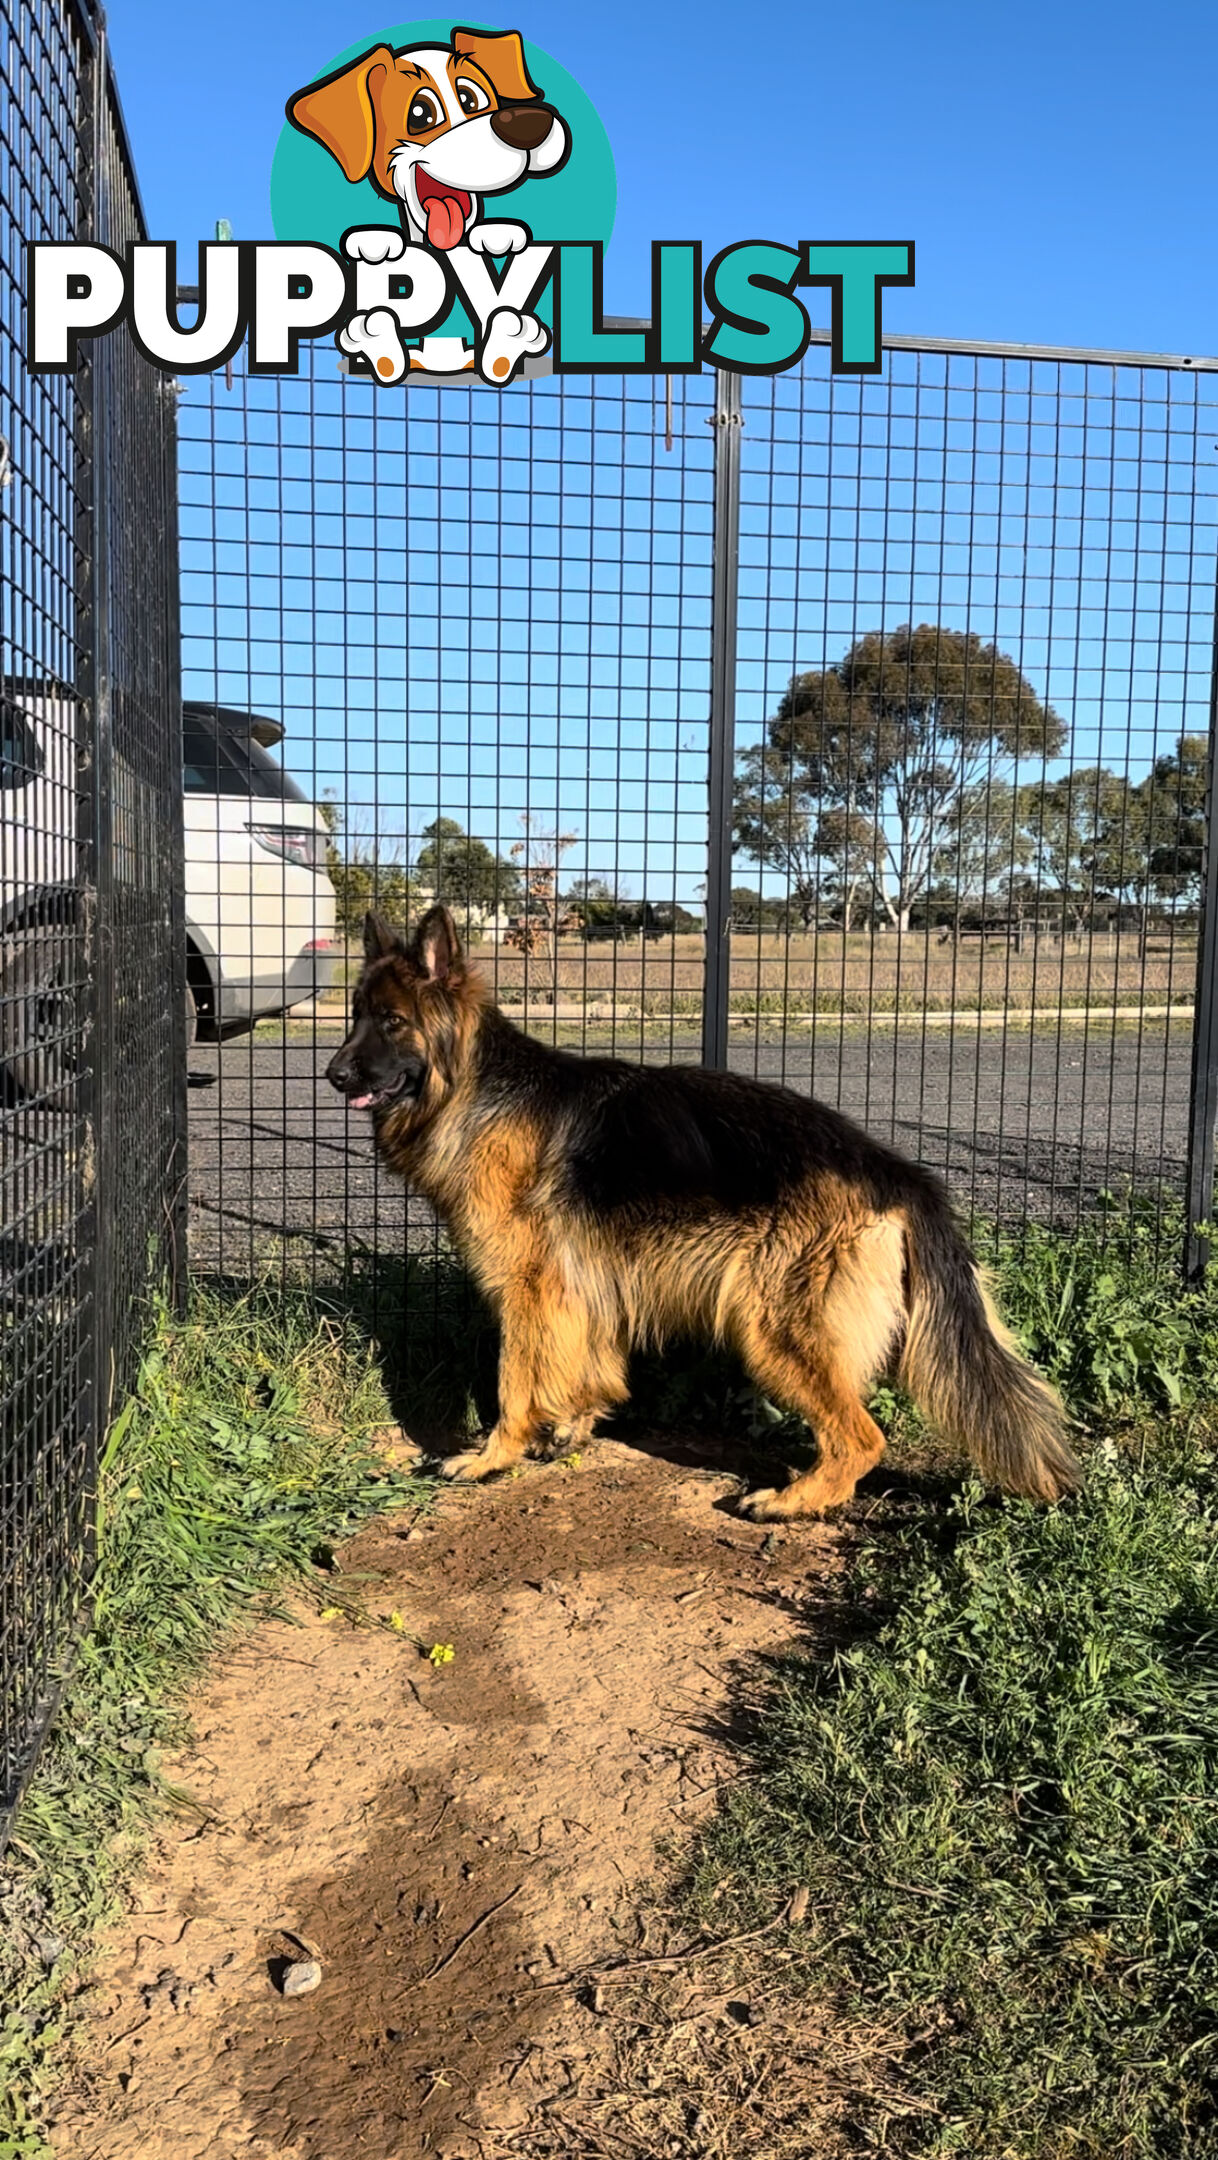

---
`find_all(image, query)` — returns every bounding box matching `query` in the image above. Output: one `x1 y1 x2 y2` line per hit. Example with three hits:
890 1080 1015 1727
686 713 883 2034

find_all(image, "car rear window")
183 711 308 802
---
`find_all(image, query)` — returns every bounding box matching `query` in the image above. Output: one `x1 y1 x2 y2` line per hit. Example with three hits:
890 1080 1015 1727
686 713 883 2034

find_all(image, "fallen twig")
532 1913 784 1990
407 1883 523 1988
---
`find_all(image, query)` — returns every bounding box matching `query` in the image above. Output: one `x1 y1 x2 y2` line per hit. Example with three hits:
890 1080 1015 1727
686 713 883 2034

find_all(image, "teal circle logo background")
269 21 616 265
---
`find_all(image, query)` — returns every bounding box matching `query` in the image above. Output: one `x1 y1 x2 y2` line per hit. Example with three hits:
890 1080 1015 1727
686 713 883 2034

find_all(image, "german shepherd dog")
326 907 1079 1519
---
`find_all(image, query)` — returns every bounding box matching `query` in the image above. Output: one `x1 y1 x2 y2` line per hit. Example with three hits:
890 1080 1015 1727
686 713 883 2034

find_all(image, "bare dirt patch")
51 1436 849 2160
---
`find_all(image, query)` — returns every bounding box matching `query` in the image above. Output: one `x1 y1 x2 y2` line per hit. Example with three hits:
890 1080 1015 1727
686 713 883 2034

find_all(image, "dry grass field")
320 928 1198 1018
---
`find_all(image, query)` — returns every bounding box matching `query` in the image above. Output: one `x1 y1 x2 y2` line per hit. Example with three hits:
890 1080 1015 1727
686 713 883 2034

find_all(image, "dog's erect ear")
287 45 395 183
451 26 541 103
364 910 406 964
413 904 464 984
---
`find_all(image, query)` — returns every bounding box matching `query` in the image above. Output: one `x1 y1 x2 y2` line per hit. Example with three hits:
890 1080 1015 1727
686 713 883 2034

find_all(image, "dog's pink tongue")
425 193 465 250
348 1091 374 1110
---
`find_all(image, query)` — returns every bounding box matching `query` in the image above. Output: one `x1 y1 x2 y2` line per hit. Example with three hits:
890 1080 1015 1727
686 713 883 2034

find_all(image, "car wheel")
0 927 79 1101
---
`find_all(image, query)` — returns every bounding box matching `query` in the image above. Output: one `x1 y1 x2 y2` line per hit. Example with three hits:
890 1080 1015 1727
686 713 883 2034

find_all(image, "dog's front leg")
441 1287 552 1482
441 1269 615 1482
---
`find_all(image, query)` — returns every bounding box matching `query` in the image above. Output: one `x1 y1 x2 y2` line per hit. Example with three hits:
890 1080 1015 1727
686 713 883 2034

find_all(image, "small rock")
34 1932 66 1969
787 1885 811 1925
281 1959 322 1998
386 2027 406 2043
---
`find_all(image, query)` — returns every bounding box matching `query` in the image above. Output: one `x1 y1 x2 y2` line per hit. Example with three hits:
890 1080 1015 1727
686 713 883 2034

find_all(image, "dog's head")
287 26 569 250
326 904 481 1125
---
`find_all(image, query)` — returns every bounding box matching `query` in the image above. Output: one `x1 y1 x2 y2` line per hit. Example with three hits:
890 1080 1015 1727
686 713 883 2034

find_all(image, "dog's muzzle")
490 104 555 152
326 1046 426 1113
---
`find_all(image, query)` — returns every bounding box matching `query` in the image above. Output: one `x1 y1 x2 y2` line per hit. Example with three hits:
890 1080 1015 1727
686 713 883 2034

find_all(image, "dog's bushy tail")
898 1188 1080 1501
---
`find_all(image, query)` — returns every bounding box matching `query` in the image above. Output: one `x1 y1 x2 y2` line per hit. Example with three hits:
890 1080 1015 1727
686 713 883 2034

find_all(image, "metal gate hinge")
706 413 744 428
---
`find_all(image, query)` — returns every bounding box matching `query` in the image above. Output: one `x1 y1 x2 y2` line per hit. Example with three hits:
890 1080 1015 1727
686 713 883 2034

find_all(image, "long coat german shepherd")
326 906 1079 1520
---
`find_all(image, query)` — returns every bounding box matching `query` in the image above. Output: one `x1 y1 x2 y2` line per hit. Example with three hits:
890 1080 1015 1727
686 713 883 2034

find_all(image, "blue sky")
109 0 1218 904
110 0 1218 357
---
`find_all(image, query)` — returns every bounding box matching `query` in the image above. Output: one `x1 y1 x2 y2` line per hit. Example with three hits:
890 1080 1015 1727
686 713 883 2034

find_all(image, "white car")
0 689 335 1095
181 701 336 1041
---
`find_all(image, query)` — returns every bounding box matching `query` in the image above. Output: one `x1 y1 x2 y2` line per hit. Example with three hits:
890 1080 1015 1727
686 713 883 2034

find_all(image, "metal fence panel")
91 21 186 1378
178 351 715 1322
0 0 95 1829
179 338 1218 1294
0 0 183 1835
731 349 1218 1248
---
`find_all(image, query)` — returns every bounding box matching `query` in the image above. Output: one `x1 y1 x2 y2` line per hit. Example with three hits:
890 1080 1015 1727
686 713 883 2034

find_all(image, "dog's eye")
407 91 443 133
454 77 490 117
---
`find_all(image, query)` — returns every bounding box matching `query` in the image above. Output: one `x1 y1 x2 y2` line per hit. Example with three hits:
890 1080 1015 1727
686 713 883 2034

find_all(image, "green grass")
0 1279 428 2158
6 1212 1218 2156
680 1210 1218 2158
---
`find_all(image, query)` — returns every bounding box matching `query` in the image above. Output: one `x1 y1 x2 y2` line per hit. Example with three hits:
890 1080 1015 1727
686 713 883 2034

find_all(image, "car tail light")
246 822 327 873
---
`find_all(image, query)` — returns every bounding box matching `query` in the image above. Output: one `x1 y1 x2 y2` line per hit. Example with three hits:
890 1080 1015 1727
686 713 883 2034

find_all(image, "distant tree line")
321 809 702 945
321 621 1201 952
732 623 1206 934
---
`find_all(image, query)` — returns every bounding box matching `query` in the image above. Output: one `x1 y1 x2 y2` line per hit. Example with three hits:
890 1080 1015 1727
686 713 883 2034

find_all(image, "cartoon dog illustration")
287 26 566 386
288 26 568 252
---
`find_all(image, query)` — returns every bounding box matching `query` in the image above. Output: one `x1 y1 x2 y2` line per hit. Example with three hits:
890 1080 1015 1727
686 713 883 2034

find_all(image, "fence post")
161 372 189 1313
702 368 743 1071
1183 609 1218 1279
88 16 117 1440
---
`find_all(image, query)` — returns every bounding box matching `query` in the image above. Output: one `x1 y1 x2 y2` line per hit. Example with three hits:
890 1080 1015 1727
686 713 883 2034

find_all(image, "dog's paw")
740 1475 854 1521
338 307 408 383
343 225 406 265
738 1486 785 1521
478 307 550 385
440 1448 498 1482
466 221 529 257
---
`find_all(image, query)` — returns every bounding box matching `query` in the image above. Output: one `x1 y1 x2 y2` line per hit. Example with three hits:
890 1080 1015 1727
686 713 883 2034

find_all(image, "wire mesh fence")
0 0 183 1836
729 347 1218 1251
177 333 1218 1303
5 0 1218 1833
177 354 717 1331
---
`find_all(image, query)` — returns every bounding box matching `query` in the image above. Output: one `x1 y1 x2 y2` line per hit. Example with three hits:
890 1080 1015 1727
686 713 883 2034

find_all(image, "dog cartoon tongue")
425 191 466 249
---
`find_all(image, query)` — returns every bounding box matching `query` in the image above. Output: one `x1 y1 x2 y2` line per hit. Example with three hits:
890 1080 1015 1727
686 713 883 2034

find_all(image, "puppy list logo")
25 19 914 387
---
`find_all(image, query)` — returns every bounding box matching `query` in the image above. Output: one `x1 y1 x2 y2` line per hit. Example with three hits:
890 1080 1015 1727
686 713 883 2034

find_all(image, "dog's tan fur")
328 908 1080 1519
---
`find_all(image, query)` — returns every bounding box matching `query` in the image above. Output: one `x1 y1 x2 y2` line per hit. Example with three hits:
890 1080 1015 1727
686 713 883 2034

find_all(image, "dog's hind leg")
735 1219 904 1520
736 1323 887 1519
